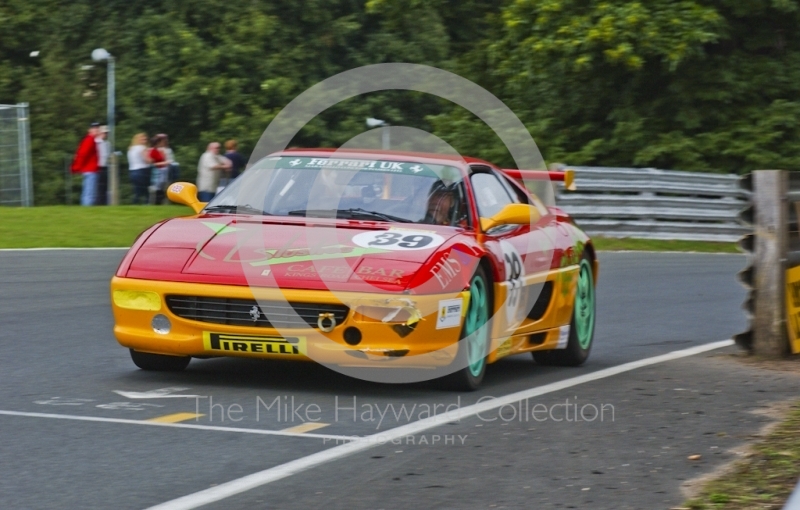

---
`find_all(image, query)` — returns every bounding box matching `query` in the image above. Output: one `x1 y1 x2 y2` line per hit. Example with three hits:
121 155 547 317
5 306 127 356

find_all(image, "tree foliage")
436 0 800 172
0 0 798 204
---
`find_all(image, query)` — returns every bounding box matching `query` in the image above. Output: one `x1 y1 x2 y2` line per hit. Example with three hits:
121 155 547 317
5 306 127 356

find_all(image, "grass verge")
685 402 800 509
0 205 191 248
0 206 741 251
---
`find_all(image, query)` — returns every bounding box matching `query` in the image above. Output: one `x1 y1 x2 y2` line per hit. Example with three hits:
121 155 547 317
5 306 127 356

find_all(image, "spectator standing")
148 134 170 204
127 133 151 205
223 139 247 179
71 122 100 206
196 142 231 202
161 134 180 184
95 125 110 205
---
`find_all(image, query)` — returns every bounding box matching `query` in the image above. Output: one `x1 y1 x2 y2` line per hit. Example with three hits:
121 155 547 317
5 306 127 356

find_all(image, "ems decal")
429 251 462 289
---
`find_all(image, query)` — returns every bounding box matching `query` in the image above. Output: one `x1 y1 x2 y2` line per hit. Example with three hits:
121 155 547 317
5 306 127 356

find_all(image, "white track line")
0 410 357 442
0 247 129 252
147 339 735 510
785 479 800 510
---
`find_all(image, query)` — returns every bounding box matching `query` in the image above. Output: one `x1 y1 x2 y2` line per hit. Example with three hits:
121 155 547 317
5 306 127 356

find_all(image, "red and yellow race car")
111 149 597 390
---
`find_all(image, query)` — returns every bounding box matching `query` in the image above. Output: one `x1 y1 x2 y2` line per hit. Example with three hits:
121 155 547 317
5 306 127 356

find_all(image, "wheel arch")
476 256 495 305
583 241 598 284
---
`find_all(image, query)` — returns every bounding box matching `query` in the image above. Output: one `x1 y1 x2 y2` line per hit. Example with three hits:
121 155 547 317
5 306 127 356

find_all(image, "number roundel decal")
352 230 445 251
500 240 526 327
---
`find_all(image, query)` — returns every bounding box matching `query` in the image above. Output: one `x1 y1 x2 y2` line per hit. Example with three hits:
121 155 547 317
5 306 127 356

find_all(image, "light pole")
366 117 390 150
92 48 117 205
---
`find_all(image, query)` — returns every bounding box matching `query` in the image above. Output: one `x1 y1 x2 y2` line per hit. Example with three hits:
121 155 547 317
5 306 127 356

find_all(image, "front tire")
130 349 191 371
533 254 595 366
441 265 492 391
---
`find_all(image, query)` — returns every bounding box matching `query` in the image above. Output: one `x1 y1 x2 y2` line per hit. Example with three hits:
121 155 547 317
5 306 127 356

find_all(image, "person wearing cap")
95 125 110 205
71 122 100 206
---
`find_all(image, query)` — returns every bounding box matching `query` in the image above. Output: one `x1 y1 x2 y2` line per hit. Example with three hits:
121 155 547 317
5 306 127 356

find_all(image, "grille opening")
165 296 349 329
528 332 548 345
527 281 554 321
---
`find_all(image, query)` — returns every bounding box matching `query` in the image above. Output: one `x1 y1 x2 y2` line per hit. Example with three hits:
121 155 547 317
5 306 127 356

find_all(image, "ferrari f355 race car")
111 149 596 390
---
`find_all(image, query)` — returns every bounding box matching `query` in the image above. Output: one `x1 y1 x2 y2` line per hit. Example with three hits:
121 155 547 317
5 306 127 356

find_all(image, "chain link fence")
0 103 33 206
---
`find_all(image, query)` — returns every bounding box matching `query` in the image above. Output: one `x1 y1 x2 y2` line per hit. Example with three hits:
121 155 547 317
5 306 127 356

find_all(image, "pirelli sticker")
203 332 306 355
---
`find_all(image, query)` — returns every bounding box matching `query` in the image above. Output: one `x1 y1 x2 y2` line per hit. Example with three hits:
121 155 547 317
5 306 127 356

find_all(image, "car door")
470 168 556 337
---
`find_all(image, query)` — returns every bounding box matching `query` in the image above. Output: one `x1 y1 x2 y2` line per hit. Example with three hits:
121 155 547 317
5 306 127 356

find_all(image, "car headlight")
113 290 162 311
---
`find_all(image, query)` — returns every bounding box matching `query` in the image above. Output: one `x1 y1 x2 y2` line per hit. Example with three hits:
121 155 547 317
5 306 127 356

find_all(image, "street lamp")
366 117 390 150
92 48 117 205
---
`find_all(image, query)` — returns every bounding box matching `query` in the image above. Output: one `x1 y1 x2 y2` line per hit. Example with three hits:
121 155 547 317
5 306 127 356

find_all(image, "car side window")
471 173 515 218
498 173 529 204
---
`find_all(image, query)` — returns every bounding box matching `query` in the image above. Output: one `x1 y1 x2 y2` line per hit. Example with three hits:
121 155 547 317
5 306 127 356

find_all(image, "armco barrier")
729 170 800 357
555 166 749 242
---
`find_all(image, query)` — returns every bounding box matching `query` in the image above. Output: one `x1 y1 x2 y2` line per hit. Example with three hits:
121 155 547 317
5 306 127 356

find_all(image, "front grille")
165 296 349 329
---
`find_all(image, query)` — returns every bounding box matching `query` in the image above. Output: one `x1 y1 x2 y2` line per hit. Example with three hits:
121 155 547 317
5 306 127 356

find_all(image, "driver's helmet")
424 181 459 225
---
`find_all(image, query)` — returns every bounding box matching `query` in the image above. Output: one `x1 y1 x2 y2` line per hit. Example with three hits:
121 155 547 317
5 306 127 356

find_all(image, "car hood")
126 215 466 292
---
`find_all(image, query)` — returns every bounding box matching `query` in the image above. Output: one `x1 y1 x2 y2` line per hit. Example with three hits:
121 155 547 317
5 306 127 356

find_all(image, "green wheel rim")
575 259 595 350
465 275 489 377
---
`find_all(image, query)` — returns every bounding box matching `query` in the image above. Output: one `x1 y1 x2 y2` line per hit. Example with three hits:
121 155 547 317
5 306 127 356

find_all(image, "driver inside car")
423 181 458 225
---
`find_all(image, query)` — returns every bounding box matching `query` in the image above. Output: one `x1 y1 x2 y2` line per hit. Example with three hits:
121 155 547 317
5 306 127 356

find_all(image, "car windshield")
205 156 470 227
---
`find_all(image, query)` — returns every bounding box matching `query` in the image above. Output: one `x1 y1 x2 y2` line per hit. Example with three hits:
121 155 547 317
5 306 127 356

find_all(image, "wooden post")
752 170 788 357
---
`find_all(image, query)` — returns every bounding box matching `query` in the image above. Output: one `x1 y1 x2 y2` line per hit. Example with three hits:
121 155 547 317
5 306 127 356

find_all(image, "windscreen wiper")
288 208 412 223
204 204 269 215
339 208 413 223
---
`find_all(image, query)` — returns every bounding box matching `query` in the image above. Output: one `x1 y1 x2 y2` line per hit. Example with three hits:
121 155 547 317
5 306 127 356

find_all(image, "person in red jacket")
71 122 100 206
148 134 170 204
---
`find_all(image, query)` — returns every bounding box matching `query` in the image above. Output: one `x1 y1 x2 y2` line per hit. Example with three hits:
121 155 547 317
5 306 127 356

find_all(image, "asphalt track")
0 250 756 509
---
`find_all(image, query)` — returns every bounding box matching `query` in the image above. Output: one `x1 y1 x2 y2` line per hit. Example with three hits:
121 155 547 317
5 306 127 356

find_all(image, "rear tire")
440 265 492 391
130 349 191 371
533 253 595 366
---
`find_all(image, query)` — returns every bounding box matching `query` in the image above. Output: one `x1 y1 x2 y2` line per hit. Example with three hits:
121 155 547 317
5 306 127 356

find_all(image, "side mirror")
480 203 541 232
167 182 205 214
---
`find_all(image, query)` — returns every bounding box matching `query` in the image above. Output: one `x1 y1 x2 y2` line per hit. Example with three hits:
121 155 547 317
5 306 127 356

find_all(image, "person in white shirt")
95 126 110 205
127 133 151 205
196 142 231 202
160 134 180 184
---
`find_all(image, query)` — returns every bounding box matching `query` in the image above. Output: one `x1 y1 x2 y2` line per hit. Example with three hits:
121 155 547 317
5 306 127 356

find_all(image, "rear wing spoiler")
500 169 576 191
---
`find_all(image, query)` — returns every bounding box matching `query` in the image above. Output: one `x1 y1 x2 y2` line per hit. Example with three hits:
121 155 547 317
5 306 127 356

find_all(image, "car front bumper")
110 277 468 368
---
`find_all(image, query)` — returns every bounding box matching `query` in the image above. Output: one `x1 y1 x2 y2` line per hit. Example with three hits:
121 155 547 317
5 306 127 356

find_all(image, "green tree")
434 0 800 173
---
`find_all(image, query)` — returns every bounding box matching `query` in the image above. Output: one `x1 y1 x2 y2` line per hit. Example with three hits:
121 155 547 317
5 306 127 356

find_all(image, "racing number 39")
352 230 446 251
368 232 433 249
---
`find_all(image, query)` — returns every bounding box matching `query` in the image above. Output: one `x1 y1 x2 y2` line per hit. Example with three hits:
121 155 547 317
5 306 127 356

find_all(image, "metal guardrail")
555 166 749 242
